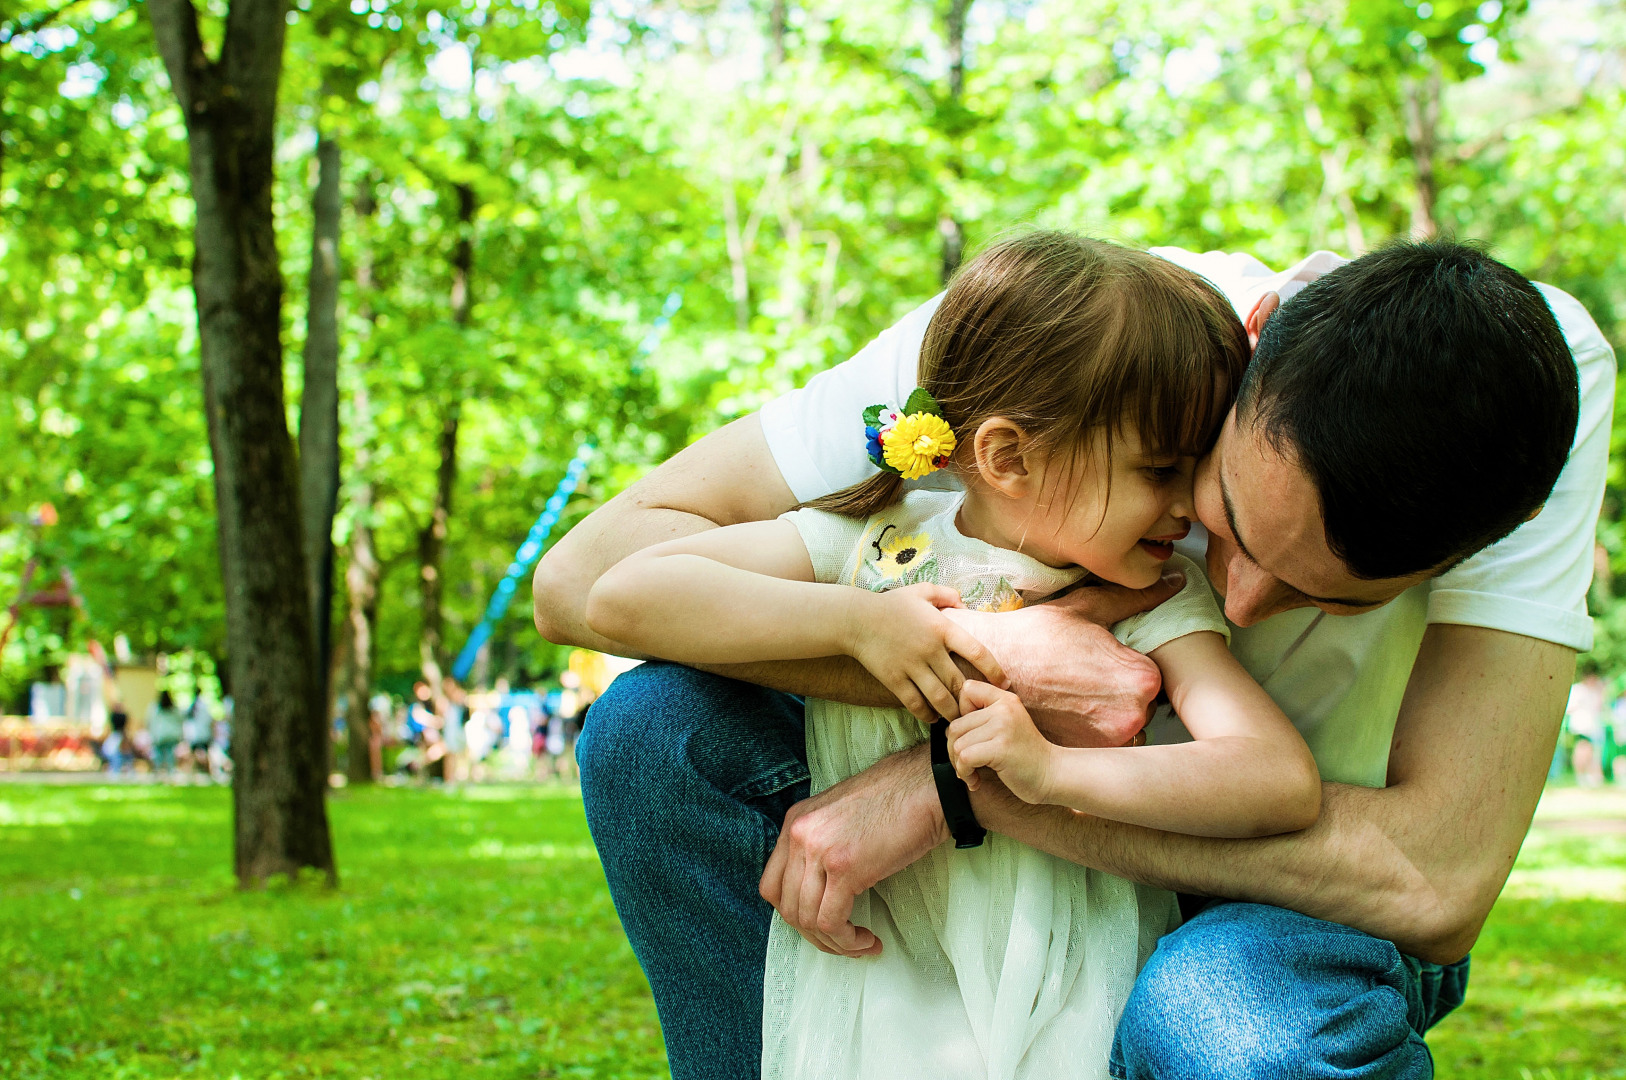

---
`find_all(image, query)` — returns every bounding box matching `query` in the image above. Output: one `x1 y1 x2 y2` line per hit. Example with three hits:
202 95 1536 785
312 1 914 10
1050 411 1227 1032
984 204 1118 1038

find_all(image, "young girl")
586 233 1321 1080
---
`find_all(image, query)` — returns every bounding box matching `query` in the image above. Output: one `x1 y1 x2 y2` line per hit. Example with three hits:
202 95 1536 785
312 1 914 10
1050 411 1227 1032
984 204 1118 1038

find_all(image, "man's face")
1193 408 1433 626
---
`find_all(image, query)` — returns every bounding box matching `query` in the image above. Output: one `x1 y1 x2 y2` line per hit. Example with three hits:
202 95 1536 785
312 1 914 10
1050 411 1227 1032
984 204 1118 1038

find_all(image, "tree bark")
147 0 335 886
342 178 381 785
300 131 342 712
1404 66 1442 240
418 181 473 700
418 408 459 697
768 0 787 66
343 421 380 785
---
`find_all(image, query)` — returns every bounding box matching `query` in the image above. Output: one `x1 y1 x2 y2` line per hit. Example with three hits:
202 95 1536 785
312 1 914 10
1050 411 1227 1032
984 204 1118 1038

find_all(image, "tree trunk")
418 181 474 700
343 178 381 785
300 131 342 711
768 0 787 66
147 0 335 886
343 441 380 785
417 408 459 697
1295 65 1366 255
939 0 970 284
722 178 751 330
1404 67 1442 240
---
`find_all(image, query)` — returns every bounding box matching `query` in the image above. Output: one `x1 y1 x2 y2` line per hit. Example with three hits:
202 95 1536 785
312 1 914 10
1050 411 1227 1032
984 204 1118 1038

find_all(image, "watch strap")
930 719 986 849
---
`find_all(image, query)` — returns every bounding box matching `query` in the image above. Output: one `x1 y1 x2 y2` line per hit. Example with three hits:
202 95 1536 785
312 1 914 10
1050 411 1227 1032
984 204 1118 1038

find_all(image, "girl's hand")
947 681 1055 803
846 584 1008 723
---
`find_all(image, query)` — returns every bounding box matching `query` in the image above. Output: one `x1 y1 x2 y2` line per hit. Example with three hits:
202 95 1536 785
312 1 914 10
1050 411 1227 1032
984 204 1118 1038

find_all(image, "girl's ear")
970 417 1041 498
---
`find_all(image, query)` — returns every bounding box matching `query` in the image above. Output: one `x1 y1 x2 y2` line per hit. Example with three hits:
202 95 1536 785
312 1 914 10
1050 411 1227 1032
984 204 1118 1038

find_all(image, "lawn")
1 782 1621 1079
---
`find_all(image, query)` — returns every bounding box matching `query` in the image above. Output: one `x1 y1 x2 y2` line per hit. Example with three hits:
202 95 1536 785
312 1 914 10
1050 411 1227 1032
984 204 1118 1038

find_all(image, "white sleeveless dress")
763 490 1230 1080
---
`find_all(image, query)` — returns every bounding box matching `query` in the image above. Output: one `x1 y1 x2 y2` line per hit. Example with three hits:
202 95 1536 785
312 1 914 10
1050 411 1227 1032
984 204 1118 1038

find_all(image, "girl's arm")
585 521 1005 720
948 630 1320 837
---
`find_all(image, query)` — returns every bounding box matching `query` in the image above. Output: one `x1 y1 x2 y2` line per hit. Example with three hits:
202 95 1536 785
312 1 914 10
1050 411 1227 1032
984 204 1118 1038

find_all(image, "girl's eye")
1144 465 1182 482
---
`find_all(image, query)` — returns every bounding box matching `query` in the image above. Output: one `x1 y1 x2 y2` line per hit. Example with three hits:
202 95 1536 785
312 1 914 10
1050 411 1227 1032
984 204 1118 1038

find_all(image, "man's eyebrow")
1220 469 1383 610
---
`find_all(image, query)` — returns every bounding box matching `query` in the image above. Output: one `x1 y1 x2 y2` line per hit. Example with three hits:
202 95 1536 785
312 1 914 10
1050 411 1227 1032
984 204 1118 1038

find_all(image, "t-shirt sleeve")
1425 284 1616 652
1110 554 1230 655
779 507 867 586
759 295 944 504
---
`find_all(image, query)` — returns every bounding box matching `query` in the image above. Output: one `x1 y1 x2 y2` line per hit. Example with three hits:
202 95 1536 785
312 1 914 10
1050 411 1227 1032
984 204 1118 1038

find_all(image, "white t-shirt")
759 248 1617 787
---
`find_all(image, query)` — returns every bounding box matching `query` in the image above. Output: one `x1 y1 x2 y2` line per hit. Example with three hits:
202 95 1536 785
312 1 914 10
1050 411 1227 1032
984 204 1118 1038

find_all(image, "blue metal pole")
451 443 594 681
449 290 683 683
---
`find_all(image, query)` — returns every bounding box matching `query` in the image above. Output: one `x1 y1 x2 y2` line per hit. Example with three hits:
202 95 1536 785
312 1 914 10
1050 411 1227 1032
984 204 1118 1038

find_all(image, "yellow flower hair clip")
864 390 956 481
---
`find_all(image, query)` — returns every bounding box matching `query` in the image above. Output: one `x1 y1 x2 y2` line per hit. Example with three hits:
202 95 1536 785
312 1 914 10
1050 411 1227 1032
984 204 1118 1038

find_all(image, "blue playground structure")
449 291 683 682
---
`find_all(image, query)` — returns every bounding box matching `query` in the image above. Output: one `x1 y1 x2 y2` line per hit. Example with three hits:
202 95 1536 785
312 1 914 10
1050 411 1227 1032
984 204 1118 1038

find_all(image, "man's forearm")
536 504 719 652
691 656 900 709
972 779 1459 962
534 414 801 651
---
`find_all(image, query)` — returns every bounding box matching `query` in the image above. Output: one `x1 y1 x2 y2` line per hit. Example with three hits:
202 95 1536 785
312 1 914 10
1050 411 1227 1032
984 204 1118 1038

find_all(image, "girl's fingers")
916 669 960 722
958 679 1010 713
893 681 932 724
919 584 965 610
944 626 1007 689
926 653 966 714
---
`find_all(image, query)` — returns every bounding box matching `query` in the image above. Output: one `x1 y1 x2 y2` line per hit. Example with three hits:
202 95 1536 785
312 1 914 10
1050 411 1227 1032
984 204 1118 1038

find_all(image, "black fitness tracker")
930 719 986 849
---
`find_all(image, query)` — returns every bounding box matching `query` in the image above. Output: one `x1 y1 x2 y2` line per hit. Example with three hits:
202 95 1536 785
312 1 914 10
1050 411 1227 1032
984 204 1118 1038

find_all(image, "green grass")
0 783 666 1080
1430 790 1626 1079
1 783 1622 1079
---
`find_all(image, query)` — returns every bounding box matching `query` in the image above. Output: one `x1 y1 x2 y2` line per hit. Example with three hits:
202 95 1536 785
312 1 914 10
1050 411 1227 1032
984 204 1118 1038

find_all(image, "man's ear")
971 418 1038 498
1245 291 1281 351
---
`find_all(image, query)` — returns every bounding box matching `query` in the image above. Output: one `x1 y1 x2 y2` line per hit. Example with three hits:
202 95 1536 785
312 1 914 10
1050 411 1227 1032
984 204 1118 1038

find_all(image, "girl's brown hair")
809 231 1250 519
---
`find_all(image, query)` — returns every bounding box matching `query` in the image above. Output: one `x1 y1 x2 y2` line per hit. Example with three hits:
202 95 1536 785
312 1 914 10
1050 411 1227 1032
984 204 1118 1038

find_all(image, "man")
534 240 1615 1078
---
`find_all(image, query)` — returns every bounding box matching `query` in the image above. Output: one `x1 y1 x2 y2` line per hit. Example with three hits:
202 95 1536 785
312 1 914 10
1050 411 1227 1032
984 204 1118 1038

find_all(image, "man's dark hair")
1237 239 1579 580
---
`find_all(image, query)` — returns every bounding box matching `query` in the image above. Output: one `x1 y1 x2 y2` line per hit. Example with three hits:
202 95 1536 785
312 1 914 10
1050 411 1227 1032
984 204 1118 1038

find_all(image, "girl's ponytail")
805 471 905 519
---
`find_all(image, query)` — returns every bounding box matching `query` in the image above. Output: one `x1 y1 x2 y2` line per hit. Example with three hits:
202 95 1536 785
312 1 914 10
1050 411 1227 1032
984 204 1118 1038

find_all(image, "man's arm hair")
972 623 1571 963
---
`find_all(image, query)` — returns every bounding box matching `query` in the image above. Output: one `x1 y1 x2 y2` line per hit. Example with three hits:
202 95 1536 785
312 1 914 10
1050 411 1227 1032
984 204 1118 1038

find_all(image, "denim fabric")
1110 901 1470 1079
581 664 1471 1080
578 662 809 1080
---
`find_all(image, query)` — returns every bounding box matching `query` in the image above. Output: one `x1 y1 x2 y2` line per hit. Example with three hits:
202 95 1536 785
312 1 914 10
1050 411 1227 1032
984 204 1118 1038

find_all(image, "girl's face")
965 425 1197 588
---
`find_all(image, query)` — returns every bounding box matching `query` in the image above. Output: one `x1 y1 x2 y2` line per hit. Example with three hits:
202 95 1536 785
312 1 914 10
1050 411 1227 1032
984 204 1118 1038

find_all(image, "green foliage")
2 0 1623 692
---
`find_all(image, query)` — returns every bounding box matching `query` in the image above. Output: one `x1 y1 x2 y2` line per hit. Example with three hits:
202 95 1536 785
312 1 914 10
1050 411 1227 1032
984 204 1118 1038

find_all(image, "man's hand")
760 744 947 958
942 569 1182 748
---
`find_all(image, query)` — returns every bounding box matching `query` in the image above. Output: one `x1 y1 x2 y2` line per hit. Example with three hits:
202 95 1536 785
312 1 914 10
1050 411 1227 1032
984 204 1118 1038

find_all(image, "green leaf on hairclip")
903 388 942 417
863 403 886 428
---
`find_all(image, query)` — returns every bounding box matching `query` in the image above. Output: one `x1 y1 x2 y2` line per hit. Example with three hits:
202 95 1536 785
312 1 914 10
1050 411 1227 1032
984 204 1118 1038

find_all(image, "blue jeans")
580 663 1468 1080
1109 901 1468 1078
579 663 809 1080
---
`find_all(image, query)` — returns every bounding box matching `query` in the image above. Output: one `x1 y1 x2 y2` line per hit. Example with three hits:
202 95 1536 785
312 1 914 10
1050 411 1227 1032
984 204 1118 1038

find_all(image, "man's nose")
1223 555 1300 627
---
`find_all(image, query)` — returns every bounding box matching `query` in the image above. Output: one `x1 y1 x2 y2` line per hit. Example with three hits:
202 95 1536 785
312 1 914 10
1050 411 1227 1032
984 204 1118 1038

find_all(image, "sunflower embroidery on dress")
868 524 939 586
961 577 1024 612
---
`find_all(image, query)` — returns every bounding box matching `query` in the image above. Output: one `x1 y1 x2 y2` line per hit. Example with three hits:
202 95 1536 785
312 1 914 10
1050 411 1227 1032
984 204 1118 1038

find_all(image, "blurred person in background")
183 694 214 781
145 690 183 777
102 703 131 776
1567 672 1607 786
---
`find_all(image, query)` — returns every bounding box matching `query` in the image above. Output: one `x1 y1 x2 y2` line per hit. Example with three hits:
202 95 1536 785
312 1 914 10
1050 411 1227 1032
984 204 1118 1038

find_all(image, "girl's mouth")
1137 526 1190 561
